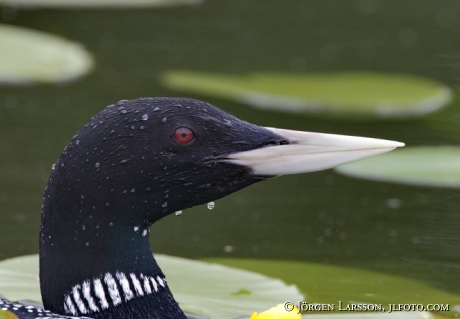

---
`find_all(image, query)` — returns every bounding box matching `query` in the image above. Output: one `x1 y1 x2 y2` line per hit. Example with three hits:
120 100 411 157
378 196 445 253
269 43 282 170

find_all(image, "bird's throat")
39 205 185 319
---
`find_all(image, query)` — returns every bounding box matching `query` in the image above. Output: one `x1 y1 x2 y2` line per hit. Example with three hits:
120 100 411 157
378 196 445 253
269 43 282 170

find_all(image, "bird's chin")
182 172 268 212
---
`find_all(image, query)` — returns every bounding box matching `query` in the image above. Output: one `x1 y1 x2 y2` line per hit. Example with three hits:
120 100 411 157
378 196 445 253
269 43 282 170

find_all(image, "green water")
0 0 460 298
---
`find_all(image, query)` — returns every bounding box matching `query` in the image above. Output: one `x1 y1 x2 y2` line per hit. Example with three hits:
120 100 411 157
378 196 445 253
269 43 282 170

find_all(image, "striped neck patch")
0 298 92 319
63 272 166 316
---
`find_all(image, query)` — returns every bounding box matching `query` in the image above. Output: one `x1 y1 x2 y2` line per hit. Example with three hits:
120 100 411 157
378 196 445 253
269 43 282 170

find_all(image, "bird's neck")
39 197 185 319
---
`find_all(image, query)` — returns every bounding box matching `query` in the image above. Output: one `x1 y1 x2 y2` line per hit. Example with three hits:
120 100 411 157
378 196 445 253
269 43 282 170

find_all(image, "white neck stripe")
150 277 158 292
82 280 99 312
71 285 88 314
104 273 122 306
64 295 77 316
63 272 167 316
140 274 152 294
93 278 109 309
130 273 144 296
156 276 165 287
116 272 134 301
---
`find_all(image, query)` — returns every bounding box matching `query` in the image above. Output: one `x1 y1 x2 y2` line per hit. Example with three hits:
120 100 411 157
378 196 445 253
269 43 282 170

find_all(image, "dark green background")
0 0 459 295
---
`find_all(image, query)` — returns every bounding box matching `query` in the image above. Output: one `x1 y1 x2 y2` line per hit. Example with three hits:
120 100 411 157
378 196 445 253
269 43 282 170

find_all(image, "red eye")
174 127 195 144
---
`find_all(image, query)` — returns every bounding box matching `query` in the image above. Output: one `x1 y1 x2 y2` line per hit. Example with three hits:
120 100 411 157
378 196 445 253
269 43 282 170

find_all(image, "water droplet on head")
51 164 56 170
131 189 135 193
162 202 168 207
76 140 80 145
131 126 135 130
95 162 100 168
153 107 160 111
175 210 182 216
207 201 215 210
86 242 89 246
162 117 167 123
142 114 148 121
120 110 127 114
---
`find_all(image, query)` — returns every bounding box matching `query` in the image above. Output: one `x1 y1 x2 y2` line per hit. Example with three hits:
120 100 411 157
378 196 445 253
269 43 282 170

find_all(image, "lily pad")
0 24 93 85
207 258 460 318
0 255 302 319
161 71 452 118
334 146 460 188
0 310 18 319
0 0 201 8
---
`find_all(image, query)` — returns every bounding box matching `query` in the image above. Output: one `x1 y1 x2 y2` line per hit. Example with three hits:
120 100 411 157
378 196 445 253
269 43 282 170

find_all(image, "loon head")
39 98 403 319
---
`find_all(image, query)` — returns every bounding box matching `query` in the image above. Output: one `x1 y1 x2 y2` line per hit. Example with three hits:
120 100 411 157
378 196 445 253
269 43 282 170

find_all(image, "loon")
0 98 404 319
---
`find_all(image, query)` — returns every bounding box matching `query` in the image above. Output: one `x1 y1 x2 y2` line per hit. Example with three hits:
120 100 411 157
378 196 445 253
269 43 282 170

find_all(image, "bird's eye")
173 127 195 144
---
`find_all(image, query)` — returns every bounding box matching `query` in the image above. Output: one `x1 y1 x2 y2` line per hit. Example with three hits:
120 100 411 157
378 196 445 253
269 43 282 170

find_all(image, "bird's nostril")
264 140 290 147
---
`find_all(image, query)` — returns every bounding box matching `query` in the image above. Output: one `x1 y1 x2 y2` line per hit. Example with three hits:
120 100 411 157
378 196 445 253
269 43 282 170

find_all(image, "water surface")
0 0 459 295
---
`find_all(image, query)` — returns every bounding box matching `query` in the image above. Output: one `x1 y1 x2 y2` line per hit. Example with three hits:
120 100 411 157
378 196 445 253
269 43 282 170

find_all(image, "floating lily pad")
335 146 460 188
0 24 93 85
161 255 302 318
2 255 455 319
0 255 302 319
0 0 201 8
207 258 460 318
162 71 452 118
0 310 18 319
